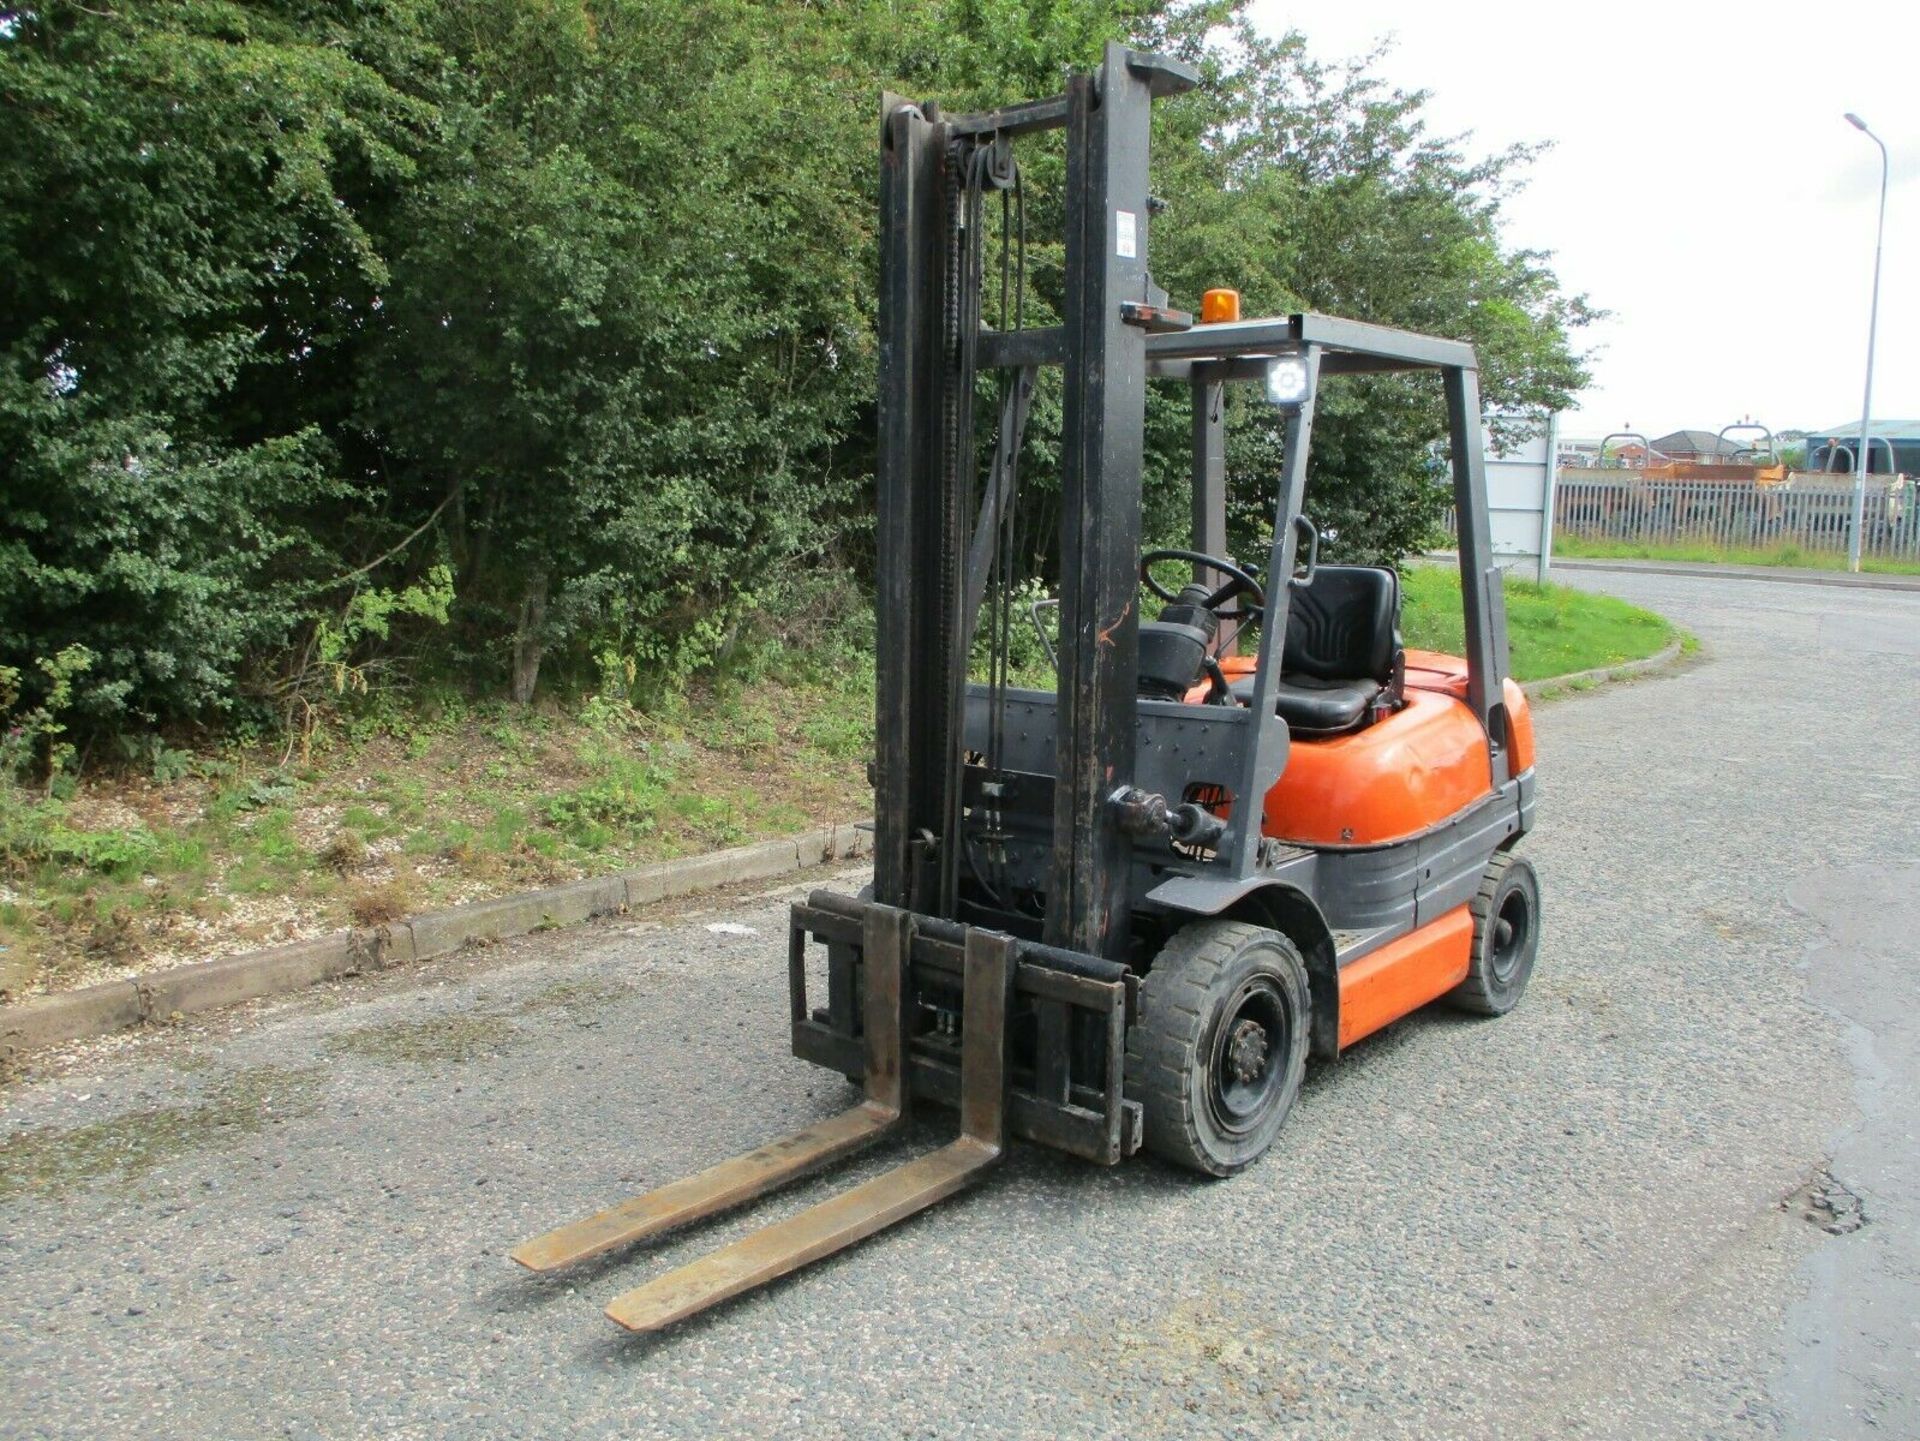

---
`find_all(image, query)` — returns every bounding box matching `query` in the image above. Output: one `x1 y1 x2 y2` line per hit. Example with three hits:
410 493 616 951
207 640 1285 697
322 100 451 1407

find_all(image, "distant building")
1803 420 1920 476
1601 441 1665 468
1647 429 1749 463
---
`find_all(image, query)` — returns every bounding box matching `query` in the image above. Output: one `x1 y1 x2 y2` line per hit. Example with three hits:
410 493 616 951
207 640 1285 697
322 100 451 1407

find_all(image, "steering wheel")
1140 548 1266 621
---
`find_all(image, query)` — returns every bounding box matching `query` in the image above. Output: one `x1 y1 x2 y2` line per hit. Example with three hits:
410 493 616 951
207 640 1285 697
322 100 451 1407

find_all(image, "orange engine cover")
1503 676 1535 776
1401 648 1533 774
1404 647 1468 699
1261 687 1493 846
1193 650 1530 847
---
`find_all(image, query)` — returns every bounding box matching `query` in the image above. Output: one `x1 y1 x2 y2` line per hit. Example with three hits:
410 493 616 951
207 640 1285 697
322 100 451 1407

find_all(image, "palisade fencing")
1552 468 1920 562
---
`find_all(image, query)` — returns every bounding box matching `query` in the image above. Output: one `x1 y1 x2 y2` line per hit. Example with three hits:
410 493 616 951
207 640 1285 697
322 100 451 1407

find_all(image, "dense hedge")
0 0 1591 745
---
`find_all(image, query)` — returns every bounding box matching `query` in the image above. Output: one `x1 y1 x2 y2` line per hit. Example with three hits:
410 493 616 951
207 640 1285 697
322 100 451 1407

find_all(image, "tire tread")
1123 920 1308 1176
1447 851 1539 1016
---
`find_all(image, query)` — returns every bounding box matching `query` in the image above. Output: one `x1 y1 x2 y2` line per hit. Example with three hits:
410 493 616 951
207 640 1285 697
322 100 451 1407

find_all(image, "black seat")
1228 565 1405 736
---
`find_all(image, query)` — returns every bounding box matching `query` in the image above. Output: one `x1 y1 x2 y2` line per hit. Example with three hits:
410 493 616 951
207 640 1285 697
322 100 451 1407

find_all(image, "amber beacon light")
1200 287 1241 324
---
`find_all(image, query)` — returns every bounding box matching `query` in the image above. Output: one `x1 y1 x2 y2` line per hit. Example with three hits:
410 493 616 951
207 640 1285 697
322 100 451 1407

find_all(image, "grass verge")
1553 533 1920 577
1402 567 1675 682
0 651 873 998
0 571 1672 997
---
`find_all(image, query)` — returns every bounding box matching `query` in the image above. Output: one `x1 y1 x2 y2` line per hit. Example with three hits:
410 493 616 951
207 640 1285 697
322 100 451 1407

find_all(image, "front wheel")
1124 920 1311 1176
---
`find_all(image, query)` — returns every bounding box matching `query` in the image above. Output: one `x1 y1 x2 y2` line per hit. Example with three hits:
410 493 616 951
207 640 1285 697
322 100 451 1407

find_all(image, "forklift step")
510 1102 898 1273
601 919 1014 1331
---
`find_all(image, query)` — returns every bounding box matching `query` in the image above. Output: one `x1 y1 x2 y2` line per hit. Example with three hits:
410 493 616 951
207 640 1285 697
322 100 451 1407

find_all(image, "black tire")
1124 920 1311 1177
1448 852 1541 1016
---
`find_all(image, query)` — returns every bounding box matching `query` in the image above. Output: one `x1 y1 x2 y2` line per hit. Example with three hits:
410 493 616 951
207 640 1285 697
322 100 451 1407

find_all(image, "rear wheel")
1448 852 1541 1015
1124 920 1311 1176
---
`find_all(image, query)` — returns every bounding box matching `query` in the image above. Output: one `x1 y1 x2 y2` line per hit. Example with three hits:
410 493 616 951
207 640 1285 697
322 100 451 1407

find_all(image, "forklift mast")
872 43 1200 957
872 42 1515 960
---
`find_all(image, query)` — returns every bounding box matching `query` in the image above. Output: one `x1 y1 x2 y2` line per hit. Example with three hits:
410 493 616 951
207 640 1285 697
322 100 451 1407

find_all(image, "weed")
154 833 210 874
223 860 287 896
0 645 95 786
206 774 297 824
245 776 299 809
512 976 633 1017
519 831 562 860
26 823 160 878
319 831 367 873
339 803 392 838
669 792 745 846
348 879 413 927
4 651 875 990
483 720 528 752
436 821 478 863
542 758 669 837
484 807 525 851
248 808 301 864
399 829 440 857
81 903 140 960
117 737 199 785
800 695 874 761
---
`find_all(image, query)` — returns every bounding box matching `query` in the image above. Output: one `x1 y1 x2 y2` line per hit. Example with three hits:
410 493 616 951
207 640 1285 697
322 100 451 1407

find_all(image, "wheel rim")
1489 885 1533 985
1204 974 1293 1138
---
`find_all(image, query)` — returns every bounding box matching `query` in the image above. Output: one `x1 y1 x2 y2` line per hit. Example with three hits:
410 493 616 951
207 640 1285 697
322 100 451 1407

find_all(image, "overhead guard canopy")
975 311 1479 377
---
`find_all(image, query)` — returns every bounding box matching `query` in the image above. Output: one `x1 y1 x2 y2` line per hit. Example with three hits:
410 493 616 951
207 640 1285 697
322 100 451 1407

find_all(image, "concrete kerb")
1519 635 1685 700
0 632 1682 1061
1 823 872 1059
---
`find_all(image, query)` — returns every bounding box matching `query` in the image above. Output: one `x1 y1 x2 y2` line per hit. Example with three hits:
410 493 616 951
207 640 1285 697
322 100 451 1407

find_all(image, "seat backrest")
1283 565 1401 684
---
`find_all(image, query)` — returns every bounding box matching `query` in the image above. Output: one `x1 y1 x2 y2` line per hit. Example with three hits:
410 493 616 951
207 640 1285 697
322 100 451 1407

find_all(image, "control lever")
1109 787 1230 851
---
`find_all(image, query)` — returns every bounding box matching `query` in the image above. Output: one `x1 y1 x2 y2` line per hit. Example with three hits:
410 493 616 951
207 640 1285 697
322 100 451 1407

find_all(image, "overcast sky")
1248 0 1917 440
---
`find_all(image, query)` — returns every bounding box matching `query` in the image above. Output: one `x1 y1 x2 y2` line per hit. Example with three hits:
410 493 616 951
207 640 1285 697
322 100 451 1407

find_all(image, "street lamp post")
1844 113 1888 573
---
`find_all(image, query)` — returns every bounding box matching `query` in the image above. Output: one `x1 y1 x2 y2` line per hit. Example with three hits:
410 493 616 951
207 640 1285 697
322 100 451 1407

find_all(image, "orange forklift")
513 42 1541 1330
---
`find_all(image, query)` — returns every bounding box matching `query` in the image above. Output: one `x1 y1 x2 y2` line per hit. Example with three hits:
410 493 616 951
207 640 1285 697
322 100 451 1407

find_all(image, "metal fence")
1553 467 1920 562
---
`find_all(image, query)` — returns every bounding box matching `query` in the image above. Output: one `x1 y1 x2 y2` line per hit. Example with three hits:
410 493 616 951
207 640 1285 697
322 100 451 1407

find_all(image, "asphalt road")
3 570 1916 1440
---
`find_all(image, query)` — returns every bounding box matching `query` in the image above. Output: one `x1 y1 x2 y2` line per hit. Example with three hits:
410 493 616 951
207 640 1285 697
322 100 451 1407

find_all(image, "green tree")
364 0 876 699
0 0 439 730
0 0 1595 739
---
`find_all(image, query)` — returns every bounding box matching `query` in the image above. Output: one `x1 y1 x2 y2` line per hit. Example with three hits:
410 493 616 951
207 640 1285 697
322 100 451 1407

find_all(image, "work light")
1266 356 1310 407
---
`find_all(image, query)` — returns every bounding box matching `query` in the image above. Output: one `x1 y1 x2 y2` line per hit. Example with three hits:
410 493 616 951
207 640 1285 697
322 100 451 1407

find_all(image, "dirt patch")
511 976 635 1019
1061 1297 1313 1414
1782 1165 1867 1236
320 975 631 1065
0 1063 324 1201
323 1012 517 1065
1702 904 1774 944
